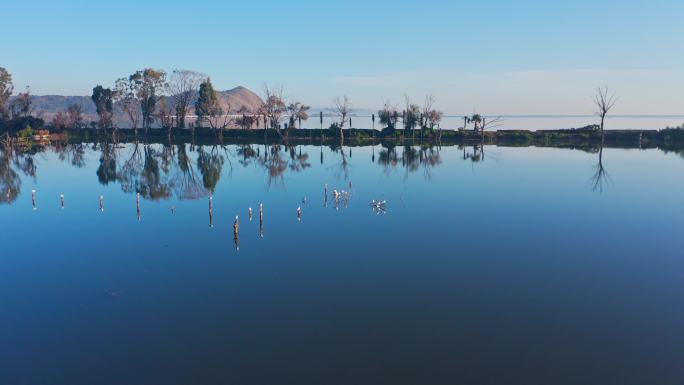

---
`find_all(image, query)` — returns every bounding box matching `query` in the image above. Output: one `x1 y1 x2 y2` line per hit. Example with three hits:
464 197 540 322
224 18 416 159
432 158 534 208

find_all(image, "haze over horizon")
4 0 683 115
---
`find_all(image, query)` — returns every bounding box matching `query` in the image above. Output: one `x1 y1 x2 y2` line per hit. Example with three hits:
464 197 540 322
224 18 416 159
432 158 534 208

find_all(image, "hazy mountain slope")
14 86 264 125
216 86 263 113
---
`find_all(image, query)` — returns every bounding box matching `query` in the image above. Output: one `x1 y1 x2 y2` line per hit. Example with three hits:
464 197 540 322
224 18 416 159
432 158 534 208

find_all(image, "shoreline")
5 126 682 150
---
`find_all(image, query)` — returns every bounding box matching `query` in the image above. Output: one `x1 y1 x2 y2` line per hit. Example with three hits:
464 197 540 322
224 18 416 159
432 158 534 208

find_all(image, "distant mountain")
216 86 263 114
15 86 264 125
26 95 97 122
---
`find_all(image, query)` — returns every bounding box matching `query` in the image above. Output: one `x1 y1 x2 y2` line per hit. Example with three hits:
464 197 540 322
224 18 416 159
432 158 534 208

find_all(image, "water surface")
1 142 683 384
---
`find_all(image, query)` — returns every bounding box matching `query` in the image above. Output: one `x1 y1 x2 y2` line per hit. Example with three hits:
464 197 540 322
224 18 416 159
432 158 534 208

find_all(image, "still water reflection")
1 140 684 384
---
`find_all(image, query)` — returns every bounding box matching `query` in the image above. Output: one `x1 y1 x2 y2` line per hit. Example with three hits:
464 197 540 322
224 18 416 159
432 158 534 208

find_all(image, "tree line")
1 66 622 138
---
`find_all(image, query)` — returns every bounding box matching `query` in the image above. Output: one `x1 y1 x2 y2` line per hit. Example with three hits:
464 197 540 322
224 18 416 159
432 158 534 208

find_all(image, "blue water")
1 142 683 384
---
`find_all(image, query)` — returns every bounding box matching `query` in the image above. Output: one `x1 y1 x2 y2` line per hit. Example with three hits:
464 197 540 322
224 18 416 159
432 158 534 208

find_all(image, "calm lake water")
1 142 684 384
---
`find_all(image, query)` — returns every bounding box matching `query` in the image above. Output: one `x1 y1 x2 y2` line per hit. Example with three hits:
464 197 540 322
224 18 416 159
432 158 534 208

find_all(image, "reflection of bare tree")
590 144 611 193
377 145 399 175
288 145 311 173
418 146 442 180
402 146 419 178
118 142 143 192
375 144 441 180
464 144 483 163
329 144 350 180
56 142 86 168
236 145 258 168
174 143 207 200
259 144 288 189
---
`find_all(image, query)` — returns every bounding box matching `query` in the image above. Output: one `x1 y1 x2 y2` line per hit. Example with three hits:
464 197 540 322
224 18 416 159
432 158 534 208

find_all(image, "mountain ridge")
13 86 264 124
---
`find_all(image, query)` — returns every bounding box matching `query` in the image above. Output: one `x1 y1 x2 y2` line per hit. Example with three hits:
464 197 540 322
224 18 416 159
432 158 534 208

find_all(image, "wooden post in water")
31 190 36 210
233 215 240 251
209 196 214 228
136 193 141 221
259 203 264 238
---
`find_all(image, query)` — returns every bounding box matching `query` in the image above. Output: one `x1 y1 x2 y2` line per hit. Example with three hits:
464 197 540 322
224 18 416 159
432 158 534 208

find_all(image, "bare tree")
426 109 443 129
114 77 140 131
421 94 436 127
65 103 84 128
331 95 351 128
0 67 13 120
168 70 206 130
402 95 420 133
481 116 504 131
331 95 351 143
263 84 286 128
10 87 32 120
154 96 175 131
378 101 399 130
594 86 618 134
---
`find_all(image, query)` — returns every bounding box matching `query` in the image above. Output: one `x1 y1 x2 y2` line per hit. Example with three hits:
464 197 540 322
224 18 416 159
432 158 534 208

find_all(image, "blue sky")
3 0 683 114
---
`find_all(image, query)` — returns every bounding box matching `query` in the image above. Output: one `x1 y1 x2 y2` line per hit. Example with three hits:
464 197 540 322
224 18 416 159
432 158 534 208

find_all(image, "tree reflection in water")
0 138 634 204
175 143 206 200
197 146 225 194
589 143 611 193
0 138 21 204
376 144 441 180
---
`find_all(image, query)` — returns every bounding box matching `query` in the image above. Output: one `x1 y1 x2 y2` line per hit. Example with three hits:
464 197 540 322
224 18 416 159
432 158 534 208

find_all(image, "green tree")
378 101 399 130
91 86 115 129
288 102 310 129
197 147 224 193
402 96 420 133
470 114 482 131
128 69 167 132
195 78 225 133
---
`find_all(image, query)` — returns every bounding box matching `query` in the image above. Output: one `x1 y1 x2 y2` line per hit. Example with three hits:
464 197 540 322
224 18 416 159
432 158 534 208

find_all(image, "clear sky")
3 0 683 114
